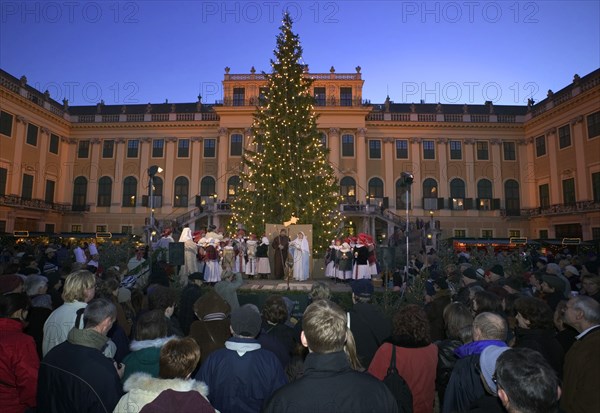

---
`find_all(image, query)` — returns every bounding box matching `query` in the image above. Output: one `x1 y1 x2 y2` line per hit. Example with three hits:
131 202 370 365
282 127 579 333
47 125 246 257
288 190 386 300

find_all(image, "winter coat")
113 372 211 413
513 327 564 378
42 300 87 356
0 318 39 413
348 302 392 367
264 350 398 413
368 341 438 413
435 339 462 405
442 340 507 413
121 336 175 382
561 326 600 413
196 337 287 413
37 328 123 413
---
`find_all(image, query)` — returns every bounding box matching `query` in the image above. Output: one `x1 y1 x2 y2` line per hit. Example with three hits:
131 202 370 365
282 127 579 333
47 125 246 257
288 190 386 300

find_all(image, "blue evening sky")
1 1 598 106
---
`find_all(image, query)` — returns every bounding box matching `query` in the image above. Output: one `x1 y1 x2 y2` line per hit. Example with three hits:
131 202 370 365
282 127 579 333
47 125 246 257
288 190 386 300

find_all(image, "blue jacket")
196 337 287 413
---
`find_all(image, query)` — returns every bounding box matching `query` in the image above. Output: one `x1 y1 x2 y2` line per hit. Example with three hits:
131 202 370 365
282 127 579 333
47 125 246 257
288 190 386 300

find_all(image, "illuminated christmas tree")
230 13 342 253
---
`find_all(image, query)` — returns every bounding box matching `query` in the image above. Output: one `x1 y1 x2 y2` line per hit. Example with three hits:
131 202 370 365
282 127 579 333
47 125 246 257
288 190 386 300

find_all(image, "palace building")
0 66 599 245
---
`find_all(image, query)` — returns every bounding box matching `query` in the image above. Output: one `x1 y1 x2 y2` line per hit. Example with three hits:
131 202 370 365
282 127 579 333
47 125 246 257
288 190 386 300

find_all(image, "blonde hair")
62 270 96 302
302 299 363 371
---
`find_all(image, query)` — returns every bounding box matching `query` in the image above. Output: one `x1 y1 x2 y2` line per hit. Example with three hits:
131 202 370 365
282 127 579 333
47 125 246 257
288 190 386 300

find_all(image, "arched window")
227 176 241 200
174 176 189 207
396 178 412 210
153 176 163 197
72 176 87 211
450 178 466 210
423 178 438 198
200 176 216 197
368 177 384 198
505 180 521 216
477 179 493 210
122 176 137 207
97 176 112 207
340 176 356 203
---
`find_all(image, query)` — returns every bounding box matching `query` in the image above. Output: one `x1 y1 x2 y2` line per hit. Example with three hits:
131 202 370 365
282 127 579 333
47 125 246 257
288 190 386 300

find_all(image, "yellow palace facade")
0 67 599 244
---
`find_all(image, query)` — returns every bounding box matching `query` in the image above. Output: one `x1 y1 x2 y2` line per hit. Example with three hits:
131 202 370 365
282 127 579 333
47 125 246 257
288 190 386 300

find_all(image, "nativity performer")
290 231 310 281
256 235 271 279
178 230 201 286
353 233 371 280
336 242 353 281
245 233 258 279
271 229 290 280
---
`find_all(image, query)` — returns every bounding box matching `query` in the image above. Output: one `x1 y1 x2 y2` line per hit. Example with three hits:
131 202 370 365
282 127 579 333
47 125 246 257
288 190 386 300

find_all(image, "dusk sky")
1 1 599 106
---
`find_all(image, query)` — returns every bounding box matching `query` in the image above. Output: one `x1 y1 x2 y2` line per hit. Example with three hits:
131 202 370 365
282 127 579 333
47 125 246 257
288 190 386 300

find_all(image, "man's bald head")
473 312 507 341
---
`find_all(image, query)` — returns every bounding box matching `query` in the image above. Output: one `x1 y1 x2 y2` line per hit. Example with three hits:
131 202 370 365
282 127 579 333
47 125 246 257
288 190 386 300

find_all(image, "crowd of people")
0 230 599 413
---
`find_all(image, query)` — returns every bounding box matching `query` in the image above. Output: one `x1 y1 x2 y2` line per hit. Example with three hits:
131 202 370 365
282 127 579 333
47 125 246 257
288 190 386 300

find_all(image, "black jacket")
435 339 462 403
263 351 398 413
37 340 123 413
513 327 564 378
349 302 392 367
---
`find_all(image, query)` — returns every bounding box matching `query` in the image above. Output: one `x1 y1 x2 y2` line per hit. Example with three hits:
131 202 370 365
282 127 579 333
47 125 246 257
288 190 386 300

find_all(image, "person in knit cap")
0 274 24 295
466 344 510 412
545 263 571 297
541 275 565 311
188 290 231 364
484 264 504 284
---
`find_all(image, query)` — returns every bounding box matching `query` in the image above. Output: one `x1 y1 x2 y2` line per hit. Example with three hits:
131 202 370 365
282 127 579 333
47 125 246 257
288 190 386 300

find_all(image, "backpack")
383 344 413 413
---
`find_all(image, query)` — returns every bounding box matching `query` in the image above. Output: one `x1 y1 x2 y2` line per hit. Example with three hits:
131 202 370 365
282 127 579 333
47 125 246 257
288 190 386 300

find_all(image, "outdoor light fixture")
147 165 163 245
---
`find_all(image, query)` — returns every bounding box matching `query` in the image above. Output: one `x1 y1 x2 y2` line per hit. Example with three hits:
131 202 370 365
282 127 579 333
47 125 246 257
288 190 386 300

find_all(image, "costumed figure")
290 231 310 281
222 240 235 272
205 225 223 242
353 233 371 280
271 229 290 280
203 238 222 283
154 228 174 262
256 235 271 279
245 234 258 278
178 230 201 286
73 245 87 265
325 240 340 279
337 242 353 281
233 230 247 276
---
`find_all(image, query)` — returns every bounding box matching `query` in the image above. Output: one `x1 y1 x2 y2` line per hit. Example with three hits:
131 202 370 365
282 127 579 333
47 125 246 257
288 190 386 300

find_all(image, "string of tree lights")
230 13 343 253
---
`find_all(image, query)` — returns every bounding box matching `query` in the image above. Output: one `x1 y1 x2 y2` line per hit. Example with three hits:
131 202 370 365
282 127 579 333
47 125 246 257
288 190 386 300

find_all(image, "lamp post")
401 172 414 277
147 165 163 246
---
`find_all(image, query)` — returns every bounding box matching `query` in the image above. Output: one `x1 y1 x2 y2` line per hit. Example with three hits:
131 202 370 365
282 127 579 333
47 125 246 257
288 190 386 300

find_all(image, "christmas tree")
230 13 342 253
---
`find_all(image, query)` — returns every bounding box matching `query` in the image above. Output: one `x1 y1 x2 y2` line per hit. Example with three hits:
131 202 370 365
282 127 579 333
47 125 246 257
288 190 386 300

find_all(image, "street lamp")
147 165 163 245
400 172 414 277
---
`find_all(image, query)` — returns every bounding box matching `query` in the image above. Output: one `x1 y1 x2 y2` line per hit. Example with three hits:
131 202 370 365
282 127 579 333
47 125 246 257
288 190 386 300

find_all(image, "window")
482 229 493 238
320 132 327 148
368 178 384 198
97 176 112 207
587 111 600 139
44 223 55 233
204 138 216 158
200 176 216 196
233 88 245 106
555 223 582 239
174 176 189 207
72 176 87 211
539 184 550 208
593 172 600 202
178 139 190 158
78 140 90 158
450 141 462 160
423 140 435 159
102 140 115 158
476 141 489 160
230 134 243 156
71 224 82 233
342 134 354 157
122 176 137 207
559 124 571 149
477 179 493 210
503 142 516 161
340 87 352 106
535 135 546 157
227 176 241 199
152 139 164 158
21 174 34 200
0 168 7 195
454 229 466 238
395 140 408 159
450 178 465 210
314 87 326 106
539 229 549 239
0 111 13 137
258 87 268 105
369 140 381 159
562 178 576 205
0 220 5 233
122 226 133 234
127 140 139 158
45 179 55 204
340 176 356 203
396 178 412 210
423 178 439 210
508 230 521 238
505 180 520 216
96 225 107 233
26 123 38 146
593 227 600 241
49 134 59 154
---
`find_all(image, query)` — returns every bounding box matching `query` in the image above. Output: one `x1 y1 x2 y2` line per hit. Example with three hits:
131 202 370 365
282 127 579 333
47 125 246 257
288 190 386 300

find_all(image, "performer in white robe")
245 234 258 277
178 230 200 286
325 240 340 279
290 231 310 281
202 238 222 283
